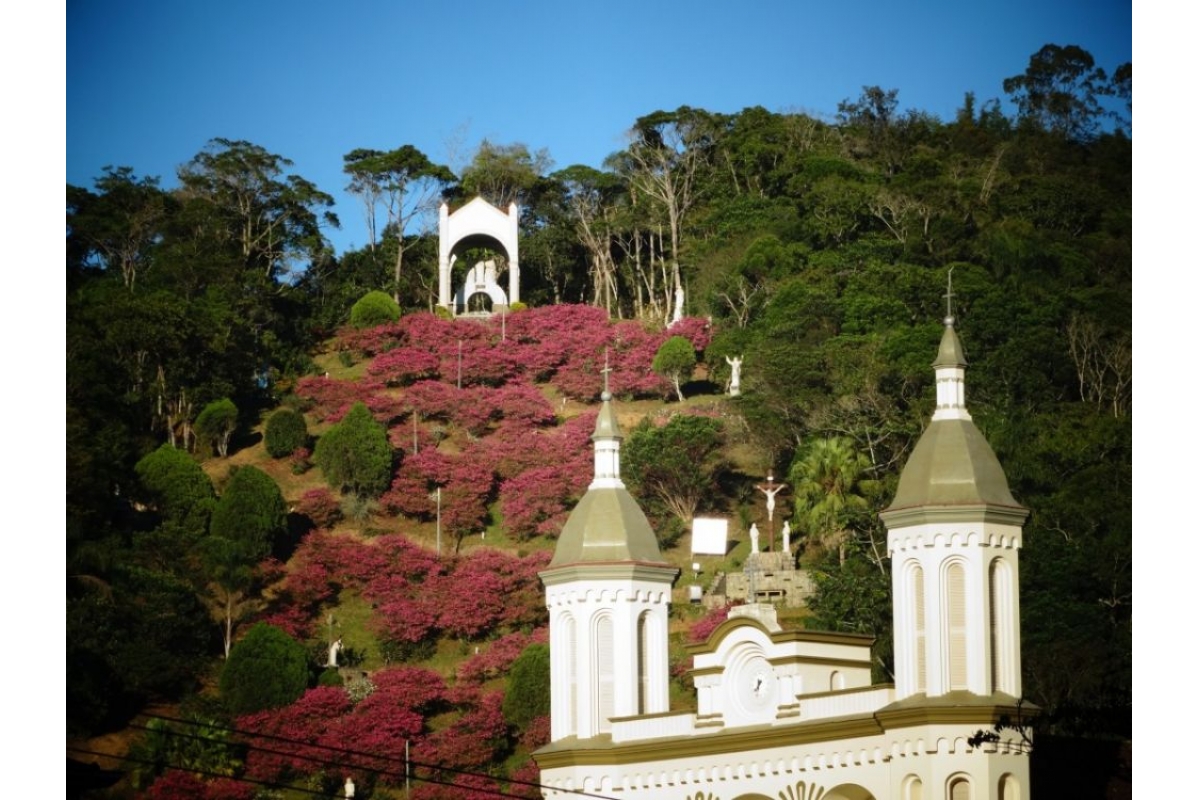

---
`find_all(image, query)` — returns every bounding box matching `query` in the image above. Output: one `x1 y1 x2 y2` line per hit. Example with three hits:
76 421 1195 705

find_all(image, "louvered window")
914 566 927 693
596 616 614 732
947 564 968 690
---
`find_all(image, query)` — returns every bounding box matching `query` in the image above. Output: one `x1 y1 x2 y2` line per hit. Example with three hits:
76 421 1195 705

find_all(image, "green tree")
134 444 216 539
618 107 717 322
1002 44 1115 140
219 622 308 715
789 437 879 567
206 466 286 657
343 145 455 299
193 398 238 457
265 407 309 458
350 289 401 329
67 166 170 291
459 140 552 209
177 138 338 280
313 401 393 498
652 335 697 402
623 415 724 527
502 643 550 730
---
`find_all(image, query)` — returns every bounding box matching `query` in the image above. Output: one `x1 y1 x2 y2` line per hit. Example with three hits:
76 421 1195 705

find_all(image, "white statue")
781 520 791 555
725 354 743 396
749 523 760 553
344 776 356 798
327 637 343 668
672 286 685 324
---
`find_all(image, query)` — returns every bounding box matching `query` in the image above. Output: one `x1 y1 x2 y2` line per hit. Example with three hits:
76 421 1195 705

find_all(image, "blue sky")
67 0 1130 256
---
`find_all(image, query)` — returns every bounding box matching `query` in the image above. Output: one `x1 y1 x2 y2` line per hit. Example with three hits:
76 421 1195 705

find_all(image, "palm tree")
789 437 878 567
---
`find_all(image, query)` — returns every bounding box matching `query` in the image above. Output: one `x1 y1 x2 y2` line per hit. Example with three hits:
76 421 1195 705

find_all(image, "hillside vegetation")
68 43 1130 798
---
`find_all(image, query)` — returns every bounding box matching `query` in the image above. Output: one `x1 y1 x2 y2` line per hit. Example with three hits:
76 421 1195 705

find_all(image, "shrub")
265 408 309 458
295 488 342 529
313 402 393 498
318 668 344 687
134 444 215 537
194 398 239 457
502 643 550 730
210 466 287 557
220 623 308 715
508 301 527 312
350 290 401 329
653 335 698 402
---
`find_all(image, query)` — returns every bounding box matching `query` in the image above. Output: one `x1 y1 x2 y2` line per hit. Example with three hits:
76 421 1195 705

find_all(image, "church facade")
535 316 1032 800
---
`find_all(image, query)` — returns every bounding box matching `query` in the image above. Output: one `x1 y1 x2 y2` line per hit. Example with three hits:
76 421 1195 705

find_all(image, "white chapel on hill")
535 312 1032 800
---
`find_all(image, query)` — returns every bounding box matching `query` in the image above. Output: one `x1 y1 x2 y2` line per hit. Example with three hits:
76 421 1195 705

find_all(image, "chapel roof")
884 320 1024 514
548 384 667 568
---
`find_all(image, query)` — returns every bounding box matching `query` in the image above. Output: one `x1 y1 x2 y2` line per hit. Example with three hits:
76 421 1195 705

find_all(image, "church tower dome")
540 370 679 741
881 297 1028 702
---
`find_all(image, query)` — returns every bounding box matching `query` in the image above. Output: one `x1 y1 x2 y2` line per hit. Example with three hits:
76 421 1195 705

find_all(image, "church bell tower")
539 373 679 741
881 299 1029 702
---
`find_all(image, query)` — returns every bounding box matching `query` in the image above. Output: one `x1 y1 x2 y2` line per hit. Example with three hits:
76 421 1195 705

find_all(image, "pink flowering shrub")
456 628 548 685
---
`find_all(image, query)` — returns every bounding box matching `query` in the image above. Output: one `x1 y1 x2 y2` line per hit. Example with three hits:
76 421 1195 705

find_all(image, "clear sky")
67 0 1131 256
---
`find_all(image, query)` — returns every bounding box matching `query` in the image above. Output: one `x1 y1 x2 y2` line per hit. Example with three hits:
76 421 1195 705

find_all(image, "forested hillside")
67 44 1130 797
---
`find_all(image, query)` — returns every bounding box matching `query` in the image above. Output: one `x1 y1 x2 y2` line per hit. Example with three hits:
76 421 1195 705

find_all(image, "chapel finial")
943 266 956 327
601 348 613 401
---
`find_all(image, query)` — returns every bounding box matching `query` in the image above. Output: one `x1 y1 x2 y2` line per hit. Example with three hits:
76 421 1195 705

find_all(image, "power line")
134 711 618 799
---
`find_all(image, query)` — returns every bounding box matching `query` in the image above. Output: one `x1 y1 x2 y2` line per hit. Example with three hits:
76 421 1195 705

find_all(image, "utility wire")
137 711 618 799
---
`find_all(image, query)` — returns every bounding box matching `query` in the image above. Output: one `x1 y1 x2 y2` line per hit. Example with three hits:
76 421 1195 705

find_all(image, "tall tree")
1002 45 1116 140
789 437 879 567
552 165 626 312
67 167 170 291
206 466 286 657
618 107 716 323
177 138 339 281
459 140 552 209
343 146 455 301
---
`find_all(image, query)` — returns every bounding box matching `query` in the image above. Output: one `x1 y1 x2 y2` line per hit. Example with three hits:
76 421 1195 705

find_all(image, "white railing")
611 712 697 742
799 687 894 720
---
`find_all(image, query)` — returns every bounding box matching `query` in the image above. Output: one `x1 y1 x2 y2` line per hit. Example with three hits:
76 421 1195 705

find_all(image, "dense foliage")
350 289 402 328
264 407 309 458
219 623 309 715
313 401 393 498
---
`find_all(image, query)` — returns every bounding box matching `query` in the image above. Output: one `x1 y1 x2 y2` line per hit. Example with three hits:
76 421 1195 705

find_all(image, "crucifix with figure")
755 472 787 552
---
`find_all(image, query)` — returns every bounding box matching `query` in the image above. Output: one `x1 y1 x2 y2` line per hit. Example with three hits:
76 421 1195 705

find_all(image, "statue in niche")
749 523 760 553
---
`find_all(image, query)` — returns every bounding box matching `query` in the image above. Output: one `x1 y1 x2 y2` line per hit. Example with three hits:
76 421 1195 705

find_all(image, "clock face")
735 655 777 714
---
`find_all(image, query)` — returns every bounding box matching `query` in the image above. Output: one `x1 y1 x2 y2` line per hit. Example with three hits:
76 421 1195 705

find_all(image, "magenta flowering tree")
456 628 548 685
367 346 441 385
427 549 549 639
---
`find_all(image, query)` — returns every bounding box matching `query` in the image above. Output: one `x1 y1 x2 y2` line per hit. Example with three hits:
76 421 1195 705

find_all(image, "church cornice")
880 503 1029 529
686 619 875 655
534 715 885 769
876 693 1037 732
540 562 679 585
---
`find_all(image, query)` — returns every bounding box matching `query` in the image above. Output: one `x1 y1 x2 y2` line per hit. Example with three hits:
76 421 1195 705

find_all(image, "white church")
535 314 1031 800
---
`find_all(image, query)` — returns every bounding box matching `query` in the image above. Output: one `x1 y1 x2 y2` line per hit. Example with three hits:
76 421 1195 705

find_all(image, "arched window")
946 563 968 690
595 615 614 732
948 775 971 800
913 564 927 693
989 558 1015 695
830 670 845 691
637 611 650 714
903 775 924 800
999 773 1019 800
564 614 577 735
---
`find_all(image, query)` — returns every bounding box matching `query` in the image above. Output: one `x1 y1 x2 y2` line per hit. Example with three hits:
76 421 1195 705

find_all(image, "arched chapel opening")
437 198 520 316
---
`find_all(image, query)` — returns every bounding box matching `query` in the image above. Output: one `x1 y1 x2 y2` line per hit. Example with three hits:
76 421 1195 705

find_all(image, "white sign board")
691 517 728 556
